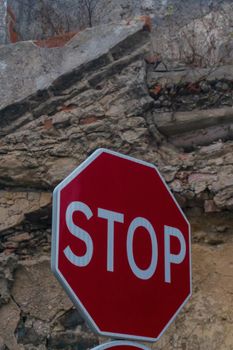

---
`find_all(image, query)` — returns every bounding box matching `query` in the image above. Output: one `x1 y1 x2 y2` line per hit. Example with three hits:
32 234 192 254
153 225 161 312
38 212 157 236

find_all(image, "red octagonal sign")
51 149 191 342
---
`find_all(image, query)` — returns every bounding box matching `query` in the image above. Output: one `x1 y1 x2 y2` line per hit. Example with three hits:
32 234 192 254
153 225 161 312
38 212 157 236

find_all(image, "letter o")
127 217 158 280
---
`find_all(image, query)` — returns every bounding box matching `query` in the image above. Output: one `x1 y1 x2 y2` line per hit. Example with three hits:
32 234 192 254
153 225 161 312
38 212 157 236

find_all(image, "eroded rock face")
152 238 233 350
3 0 232 44
0 20 148 109
3 0 233 70
0 0 7 44
0 18 233 350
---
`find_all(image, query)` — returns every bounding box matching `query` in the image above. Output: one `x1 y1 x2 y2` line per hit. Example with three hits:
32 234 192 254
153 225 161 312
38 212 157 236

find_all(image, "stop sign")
92 341 149 350
51 148 191 342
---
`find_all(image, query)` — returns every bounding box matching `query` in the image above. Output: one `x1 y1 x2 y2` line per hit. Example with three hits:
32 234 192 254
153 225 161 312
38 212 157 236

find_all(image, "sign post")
52 148 191 342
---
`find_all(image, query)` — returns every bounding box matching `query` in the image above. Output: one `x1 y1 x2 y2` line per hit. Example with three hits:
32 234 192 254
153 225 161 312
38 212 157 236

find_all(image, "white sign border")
51 148 192 342
92 340 150 350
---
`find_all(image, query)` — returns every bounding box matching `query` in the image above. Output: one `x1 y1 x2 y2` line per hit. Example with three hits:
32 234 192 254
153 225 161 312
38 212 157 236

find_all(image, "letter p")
164 225 186 283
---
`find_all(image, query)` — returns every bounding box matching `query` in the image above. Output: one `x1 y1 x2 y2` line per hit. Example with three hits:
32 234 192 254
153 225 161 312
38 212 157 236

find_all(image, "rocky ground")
0 18 233 350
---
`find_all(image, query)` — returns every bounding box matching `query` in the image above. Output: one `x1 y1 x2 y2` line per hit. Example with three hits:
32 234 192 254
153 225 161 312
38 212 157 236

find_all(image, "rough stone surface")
0 254 17 306
0 0 7 44
0 19 148 109
152 107 233 148
3 0 233 72
0 191 51 232
0 17 233 350
0 298 21 350
152 2 233 67
2 0 232 45
152 239 233 350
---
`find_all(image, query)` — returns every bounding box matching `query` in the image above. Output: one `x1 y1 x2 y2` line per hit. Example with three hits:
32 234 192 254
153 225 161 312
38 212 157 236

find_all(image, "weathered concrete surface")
0 0 7 44
152 2 233 67
4 0 232 45
0 19 148 109
153 107 233 136
153 238 233 350
0 18 233 350
0 298 21 350
0 257 99 350
152 107 233 148
0 191 51 232
147 65 233 88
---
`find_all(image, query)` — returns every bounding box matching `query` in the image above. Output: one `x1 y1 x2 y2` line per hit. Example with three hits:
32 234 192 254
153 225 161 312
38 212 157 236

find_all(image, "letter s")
64 201 93 267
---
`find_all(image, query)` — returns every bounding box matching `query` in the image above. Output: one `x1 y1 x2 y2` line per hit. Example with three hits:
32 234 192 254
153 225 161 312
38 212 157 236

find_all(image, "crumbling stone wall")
0 0 7 44
1 0 232 44
0 18 233 350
